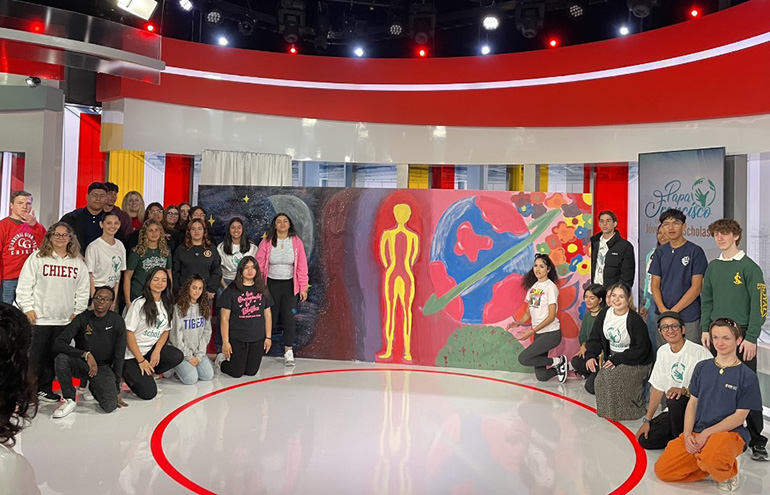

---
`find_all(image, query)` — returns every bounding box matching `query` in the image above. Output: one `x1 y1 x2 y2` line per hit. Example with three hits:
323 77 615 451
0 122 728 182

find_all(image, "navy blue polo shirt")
689 359 762 447
648 240 708 322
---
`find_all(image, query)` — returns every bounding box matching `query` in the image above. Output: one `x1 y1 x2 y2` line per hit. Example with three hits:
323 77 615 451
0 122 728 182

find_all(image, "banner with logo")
637 148 725 294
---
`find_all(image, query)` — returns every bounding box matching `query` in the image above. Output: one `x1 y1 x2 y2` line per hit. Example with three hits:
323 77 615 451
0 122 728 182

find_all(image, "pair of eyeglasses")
659 323 682 332
93 296 114 303
51 233 71 239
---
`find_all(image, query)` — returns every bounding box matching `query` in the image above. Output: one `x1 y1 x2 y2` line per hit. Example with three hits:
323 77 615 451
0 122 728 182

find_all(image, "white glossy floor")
16 358 770 495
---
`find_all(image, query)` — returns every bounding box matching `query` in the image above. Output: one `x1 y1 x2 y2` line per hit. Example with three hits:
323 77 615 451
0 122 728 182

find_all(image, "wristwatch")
641 417 652 424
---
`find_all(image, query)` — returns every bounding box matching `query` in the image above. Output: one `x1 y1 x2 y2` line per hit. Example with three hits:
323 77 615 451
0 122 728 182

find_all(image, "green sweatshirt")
578 311 599 344
700 254 767 343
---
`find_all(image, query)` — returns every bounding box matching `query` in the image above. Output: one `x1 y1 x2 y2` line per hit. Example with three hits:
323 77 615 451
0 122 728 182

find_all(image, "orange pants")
655 432 745 483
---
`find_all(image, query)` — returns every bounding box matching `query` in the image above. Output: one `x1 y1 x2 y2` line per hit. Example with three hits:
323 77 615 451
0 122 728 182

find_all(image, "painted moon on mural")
268 194 314 256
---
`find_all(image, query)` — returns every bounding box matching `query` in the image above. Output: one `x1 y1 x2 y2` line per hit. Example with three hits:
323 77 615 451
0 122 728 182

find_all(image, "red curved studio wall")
97 0 770 127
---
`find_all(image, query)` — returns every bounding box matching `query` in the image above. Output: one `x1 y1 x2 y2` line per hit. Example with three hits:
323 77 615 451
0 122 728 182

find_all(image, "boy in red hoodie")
0 191 45 304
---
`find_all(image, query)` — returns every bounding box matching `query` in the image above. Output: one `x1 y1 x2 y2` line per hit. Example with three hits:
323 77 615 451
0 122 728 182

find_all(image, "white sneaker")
556 355 568 383
717 475 740 491
78 387 94 401
215 353 226 370
52 399 76 419
284 349 295 367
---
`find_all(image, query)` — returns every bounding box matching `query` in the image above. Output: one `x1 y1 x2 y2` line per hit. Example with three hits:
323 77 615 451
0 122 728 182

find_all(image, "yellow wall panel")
408 164 430 189
509 165 524 191
108 150 145 206
538 164 549 191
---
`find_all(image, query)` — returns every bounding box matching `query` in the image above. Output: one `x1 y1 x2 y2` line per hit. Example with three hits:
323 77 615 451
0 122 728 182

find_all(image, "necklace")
714 357 741 375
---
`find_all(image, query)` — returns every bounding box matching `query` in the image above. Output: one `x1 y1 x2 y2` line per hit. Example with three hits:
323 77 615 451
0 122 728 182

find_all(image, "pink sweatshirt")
255 236 308 295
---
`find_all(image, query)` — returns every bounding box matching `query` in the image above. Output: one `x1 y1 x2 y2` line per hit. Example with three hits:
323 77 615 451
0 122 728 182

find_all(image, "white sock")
552 357 561 367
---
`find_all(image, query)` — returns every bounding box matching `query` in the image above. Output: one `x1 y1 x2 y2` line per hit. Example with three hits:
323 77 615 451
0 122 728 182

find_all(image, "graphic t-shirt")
689 360 762 446
126 247 171 300
526 279 560 333
0 217 46 280
217 283 274 342
217 242 258 281
603 308 630 355
85 237 127 286
648 339 712 392
594 234 612 286
124 297 171 358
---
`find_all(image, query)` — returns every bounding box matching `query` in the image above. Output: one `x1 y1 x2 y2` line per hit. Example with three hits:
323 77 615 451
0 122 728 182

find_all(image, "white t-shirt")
526 279 560 333
604 308 631 354
124 297 171 359
594 234 613 285
217 241 258 281
85 237 127 287
649 339 712 392
0 443 41 495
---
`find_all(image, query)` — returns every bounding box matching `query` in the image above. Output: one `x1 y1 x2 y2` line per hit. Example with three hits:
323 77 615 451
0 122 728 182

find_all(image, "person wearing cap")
103 182 132 237
60 182 108 255
636 311 712 450
700 218 768 462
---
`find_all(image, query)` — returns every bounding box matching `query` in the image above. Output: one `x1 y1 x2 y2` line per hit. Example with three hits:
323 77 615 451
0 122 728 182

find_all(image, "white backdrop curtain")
200 150 292 186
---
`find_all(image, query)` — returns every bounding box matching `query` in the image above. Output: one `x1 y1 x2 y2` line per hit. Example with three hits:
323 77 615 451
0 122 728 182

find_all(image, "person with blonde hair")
123 220 172 305
121 191 145 233
16 222 90 402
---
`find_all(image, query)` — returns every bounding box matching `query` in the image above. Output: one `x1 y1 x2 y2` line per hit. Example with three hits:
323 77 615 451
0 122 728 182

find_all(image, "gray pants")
54 354 119 413
518 330 562 381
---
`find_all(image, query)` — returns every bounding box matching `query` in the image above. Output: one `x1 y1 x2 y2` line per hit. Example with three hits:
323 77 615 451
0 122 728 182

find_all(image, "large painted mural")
199 187 592 373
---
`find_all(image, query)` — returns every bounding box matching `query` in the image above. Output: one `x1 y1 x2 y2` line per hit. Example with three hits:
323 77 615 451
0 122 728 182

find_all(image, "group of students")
0 182 309 420
510 208 767 491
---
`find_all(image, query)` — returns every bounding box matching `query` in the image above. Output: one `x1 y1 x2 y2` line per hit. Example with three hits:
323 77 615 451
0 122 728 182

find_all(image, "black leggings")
221 339 264 378
122 343 184 400
638 395 689 450
571 354 598 395
267 278 297 347
518 330 562 381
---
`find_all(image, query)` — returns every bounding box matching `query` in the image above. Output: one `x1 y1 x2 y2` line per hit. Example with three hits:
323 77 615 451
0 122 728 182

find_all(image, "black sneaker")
37 391 61 403
556 355 568 383
751 444 769 461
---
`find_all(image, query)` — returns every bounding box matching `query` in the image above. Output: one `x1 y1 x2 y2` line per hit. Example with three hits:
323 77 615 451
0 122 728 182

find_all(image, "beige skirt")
594 363 653 421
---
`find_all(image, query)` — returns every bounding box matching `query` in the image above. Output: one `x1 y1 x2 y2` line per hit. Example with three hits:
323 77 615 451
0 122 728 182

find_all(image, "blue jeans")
2 278 18 304
174 356 214 385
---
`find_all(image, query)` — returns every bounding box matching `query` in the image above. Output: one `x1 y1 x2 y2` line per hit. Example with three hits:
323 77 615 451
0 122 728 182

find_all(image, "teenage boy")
649 209 708 344
103 182 132 237
60 182 107 254
0 191 46 304
701 218 768 461
51 286 126 418
85 211 126 308
590 210 635 288
655 319 762 491
637 311 712 450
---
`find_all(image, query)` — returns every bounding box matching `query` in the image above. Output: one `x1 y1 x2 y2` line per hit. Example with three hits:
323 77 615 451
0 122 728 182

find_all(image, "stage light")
389 20 404 37
25 76 41 87
116 0 158 21
145 23 155 32
417 47 427 58
409 3 436 45
627 0 658 19
619 25 630 36
279 0 306 44
238 20 255 35
516 2 545 39
289 44 298 54
548 38 559 48
179 0 193 12
566 1 585 19
481 45 491 55
217 36 228 46
690 8 701 18
205 9 223 25
30 21 43 33
482 15 499 31
354 47 364 57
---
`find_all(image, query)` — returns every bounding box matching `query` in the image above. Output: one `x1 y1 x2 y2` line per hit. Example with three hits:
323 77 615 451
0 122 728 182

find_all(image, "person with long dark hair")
218 217 258 289
0 303 41 494
178 202 191 231
169 275 214 385
583 282 654 420
16 222 90 402
173 219 222 297
256 213 308 366
506 253 567 382
216 256 273 378
121 267 183 400
572 283 607 364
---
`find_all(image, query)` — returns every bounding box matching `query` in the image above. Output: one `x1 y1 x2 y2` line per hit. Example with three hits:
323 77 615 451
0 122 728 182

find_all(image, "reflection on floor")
16 358 770 494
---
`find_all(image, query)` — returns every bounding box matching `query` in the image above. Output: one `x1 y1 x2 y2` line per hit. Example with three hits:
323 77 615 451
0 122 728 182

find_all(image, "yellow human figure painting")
379 204 419 361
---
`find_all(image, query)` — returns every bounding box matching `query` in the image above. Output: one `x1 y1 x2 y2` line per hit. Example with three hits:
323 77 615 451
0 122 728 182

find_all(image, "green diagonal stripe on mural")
423 208 560 316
